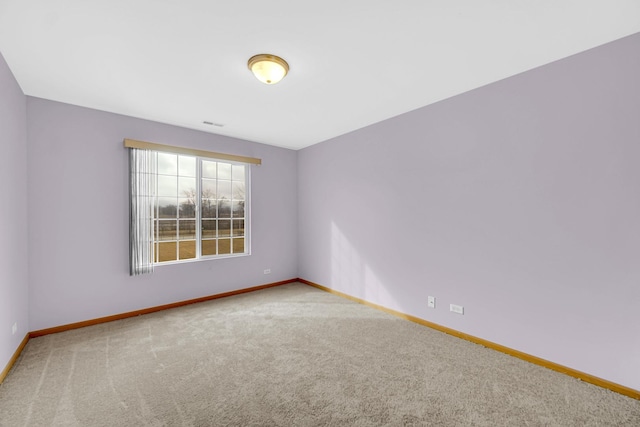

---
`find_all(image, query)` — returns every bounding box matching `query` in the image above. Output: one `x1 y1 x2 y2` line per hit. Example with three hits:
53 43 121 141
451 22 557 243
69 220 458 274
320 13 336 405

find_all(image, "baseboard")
0 333 30 385
30 279 298 338
2 279 297 385
12 277 639 400
298 278 640 401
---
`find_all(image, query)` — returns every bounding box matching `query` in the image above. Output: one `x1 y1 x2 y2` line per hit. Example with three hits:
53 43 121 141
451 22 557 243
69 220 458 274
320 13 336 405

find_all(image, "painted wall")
27 98 298 331
0 52 29 371
298 33 640 390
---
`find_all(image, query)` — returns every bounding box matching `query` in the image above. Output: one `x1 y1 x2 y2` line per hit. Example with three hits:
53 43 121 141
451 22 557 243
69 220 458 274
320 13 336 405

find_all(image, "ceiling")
1 1 639 150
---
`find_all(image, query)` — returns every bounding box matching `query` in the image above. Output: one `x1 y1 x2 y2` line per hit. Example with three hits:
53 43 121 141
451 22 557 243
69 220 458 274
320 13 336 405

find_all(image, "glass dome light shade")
248 54 289 85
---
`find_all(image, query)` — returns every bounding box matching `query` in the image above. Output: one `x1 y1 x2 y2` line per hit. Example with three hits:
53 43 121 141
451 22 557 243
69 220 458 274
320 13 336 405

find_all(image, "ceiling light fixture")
247 54 289 85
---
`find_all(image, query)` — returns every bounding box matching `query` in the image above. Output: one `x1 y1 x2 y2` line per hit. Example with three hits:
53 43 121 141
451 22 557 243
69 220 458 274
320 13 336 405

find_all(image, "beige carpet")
1 283 638 426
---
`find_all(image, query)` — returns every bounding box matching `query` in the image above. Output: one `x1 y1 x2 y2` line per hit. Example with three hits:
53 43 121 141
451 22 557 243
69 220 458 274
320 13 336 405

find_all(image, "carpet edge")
29 279 298 338
298 278 640 401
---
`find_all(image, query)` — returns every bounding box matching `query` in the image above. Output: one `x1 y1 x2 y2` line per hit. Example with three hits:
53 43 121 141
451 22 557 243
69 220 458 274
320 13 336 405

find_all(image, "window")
154 152 249 263
127 139 259 275
124 139 262 276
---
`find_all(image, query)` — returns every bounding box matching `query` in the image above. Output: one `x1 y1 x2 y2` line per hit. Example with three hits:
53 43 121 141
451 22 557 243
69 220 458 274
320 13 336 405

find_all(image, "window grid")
152 153 248 264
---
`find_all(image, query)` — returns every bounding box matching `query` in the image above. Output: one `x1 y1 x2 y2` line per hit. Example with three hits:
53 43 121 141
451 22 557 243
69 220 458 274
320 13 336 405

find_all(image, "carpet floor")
1 282 638 426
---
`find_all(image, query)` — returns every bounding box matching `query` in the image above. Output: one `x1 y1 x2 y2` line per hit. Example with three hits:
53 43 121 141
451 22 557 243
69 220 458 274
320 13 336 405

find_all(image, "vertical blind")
129 148 155 275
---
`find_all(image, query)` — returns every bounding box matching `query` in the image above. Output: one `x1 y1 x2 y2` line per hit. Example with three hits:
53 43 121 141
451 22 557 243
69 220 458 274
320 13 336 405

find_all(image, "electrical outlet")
427 296 436 308
12 322 17 335
450 304 464 315
263 269 271 274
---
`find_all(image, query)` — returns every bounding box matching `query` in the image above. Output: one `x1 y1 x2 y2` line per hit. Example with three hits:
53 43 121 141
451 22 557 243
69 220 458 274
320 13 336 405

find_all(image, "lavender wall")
0 52 29 371
27 98 297 331
298 33 640 390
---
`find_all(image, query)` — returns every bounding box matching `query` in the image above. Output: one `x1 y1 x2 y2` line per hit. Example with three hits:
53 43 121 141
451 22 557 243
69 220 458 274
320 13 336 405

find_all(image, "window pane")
232 165 245 181
157 153 177 175
179 240 196 260
218 220 231 237
158 197 177 218
149 197 159 218
157 220 177 241
232 238 245 254
232 201 244 218
218 238 231 255
232 182 245 201
202 220 216 238
152 156 248 264
202 160 216 179
201 199 216 218
201 179 216 199
218 180 232 199
178 177 196 198
232 219 244 237
179 198 196 218
179 220 196 239
158 175 177 197
217 163 231 180
218 199 231 218
179 156 196 177
202 239 216 256
157 241 177 262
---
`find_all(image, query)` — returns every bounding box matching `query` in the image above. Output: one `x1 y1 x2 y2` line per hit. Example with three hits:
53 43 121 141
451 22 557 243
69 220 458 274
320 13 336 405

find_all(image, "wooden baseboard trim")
30 279 298 338
0 333 30 385
298 278 640 401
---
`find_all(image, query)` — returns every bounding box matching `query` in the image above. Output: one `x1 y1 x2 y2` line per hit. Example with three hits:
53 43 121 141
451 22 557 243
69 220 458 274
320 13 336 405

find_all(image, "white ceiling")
1 1 639 150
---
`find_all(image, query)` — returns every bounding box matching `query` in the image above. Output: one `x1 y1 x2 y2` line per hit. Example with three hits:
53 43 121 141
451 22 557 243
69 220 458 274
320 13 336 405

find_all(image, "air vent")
202 121 224 127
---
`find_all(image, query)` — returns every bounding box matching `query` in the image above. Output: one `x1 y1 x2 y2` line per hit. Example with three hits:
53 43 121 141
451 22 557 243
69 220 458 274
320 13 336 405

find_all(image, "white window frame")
152 154 251 265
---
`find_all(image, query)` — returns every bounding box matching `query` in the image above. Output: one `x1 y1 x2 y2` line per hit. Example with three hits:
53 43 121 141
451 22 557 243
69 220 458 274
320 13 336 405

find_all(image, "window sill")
154 252 250 267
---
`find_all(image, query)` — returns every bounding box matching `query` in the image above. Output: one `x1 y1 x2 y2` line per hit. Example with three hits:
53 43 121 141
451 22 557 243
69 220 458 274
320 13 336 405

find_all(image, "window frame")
152 152 251 266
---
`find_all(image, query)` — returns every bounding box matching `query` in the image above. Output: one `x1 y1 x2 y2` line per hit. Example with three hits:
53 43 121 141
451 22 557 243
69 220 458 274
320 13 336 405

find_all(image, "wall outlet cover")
427 296 436 308
450 304 464 315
